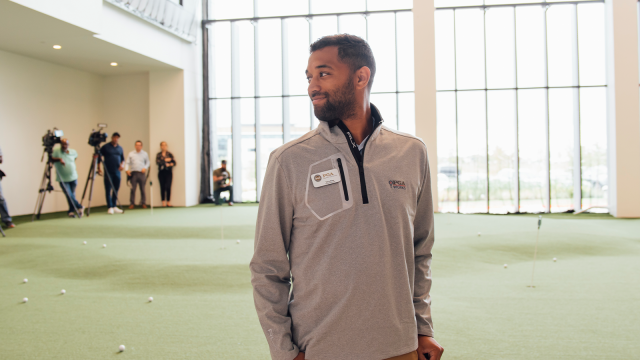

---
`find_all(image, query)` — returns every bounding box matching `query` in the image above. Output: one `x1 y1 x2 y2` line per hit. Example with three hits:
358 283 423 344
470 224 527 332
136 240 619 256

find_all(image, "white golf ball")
23 278 28 283
503 264 508 268
22 297 28 303
553 258 557 262
148 297 153 302
83 241 87 245
103 244 107 248
61 289 66 295
477 232 481 237
119 345 125 352
236 240 240 244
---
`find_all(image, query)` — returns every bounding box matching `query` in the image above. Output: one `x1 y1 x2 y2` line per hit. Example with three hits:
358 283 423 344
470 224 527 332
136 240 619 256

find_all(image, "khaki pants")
385 351 419 360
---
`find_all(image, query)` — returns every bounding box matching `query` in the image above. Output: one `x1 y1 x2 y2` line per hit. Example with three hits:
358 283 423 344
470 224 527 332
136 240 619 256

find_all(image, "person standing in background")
126 140 150 209
98 133 125 215
212 160 233 206
156 141 176 207
51 138 83 218
0 145 15 228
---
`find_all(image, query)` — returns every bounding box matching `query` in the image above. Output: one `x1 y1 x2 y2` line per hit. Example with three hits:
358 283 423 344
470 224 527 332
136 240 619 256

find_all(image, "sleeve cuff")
270 344 299 360
417 324 434 338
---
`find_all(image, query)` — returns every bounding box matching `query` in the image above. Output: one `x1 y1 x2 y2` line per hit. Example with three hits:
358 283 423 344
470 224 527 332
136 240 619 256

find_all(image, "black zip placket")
335 113 383 205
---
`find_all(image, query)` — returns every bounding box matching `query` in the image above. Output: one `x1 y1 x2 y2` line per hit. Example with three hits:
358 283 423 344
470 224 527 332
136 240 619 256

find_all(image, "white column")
605 0 640 218
413 0 439 209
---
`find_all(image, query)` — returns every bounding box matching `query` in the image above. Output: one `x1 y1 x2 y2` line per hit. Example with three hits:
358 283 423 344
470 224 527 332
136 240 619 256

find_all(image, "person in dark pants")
98 133 125 215
125 141 150 209
0 146 15 228
51 138 83 218
156 141 176 207
212 160 233 206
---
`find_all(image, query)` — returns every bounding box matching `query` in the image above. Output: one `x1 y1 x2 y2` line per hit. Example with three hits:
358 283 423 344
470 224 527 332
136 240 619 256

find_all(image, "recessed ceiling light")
110 62 118 67
53 45 62 49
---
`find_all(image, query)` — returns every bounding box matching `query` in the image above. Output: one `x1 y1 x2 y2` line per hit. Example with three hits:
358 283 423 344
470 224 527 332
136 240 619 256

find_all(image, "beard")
311 79 357 123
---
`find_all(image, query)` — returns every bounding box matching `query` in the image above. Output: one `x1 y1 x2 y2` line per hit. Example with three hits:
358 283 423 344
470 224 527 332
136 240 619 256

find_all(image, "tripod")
80 145 123 216
32 150 80 221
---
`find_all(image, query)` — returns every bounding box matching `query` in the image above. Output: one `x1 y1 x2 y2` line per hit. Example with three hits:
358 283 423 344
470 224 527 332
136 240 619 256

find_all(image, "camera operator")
51 138 83 218
0 146 15 228
98 133 125 215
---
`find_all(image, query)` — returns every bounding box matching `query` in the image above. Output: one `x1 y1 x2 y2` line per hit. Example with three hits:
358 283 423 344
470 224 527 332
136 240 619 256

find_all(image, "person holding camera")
51 138 83 218
126 140 150 209
212 160 233 206
98 133 125 215
0 146 15 228
156 141 176 207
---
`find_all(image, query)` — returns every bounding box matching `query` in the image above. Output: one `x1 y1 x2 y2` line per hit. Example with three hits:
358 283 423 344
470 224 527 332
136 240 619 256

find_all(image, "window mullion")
282 19 290 144
254 19 262 201
513 7 520 213
453 9 460 214
231 21 243 203
543 5 551 213
484 7 490 214
571 4 582 212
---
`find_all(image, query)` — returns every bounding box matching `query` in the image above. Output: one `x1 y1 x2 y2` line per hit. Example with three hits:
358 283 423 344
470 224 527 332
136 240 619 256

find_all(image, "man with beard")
250 35 443 360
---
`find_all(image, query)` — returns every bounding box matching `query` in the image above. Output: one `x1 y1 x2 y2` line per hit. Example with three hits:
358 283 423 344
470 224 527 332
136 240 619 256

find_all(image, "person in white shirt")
125 140 150 209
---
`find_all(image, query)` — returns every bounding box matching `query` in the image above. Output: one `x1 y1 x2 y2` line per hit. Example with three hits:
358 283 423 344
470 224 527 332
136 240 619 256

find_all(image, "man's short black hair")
309 34 376 90
112 132 121 138
135 140 143 145
221 160 227 164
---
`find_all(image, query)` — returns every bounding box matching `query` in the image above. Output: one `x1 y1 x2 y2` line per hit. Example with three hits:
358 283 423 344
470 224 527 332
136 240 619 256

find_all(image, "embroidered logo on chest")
389 180 406 190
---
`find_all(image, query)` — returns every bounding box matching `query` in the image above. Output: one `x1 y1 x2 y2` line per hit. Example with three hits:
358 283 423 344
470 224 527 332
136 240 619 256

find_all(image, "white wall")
103 73 150 207
413 0 438 210
10 0 102 34
149 70 186 206
95 2 186 69
605 0 640 218
0 48 105 216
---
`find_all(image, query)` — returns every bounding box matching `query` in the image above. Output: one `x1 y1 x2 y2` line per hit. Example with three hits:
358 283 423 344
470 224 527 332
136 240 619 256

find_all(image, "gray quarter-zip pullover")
250 105 435 360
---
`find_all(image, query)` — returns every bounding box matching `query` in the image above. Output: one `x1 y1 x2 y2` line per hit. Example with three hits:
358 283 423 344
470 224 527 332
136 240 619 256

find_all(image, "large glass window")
435 0 607 214
206 1 414 202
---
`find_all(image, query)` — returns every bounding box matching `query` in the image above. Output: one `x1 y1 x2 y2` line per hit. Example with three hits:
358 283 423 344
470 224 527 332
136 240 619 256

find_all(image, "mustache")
310 92 329 99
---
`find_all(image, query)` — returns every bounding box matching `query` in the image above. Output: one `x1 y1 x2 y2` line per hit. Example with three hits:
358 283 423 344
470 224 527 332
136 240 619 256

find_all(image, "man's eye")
319 72 328 77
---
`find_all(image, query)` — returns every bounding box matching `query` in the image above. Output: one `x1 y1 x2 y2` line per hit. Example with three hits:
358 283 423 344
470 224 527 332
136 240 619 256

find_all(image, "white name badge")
311 169 342 188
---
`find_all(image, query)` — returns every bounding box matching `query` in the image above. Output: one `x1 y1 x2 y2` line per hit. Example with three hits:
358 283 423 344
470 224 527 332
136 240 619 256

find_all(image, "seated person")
212 160 233 206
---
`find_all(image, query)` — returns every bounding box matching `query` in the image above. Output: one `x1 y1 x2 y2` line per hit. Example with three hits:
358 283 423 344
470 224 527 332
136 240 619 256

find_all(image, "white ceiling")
0 0 176 75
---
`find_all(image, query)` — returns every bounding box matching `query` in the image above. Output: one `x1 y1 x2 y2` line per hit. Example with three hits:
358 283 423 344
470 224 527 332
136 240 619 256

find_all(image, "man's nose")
308 79 320 95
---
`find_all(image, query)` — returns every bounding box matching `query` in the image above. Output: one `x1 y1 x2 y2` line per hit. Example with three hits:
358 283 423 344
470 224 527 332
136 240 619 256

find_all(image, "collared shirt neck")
320 103 384 147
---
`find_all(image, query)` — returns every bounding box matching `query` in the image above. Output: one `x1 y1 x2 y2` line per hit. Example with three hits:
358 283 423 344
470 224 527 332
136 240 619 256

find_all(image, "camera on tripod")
88 123 108 147
42 128 64 154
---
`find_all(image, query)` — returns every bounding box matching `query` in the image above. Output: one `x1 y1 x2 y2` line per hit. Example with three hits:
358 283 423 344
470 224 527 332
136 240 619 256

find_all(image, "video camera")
88 123 108 147
42 128 64 154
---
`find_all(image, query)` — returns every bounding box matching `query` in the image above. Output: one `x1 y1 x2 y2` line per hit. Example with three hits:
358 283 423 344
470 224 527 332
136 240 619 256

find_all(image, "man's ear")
354 66 371 90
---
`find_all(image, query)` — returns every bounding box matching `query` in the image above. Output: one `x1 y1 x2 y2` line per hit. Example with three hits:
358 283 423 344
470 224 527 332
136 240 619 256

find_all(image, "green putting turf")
1 206 639 359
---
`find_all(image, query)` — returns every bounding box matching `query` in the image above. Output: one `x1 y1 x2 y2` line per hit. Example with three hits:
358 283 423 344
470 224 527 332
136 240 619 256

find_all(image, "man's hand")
292 351 305 360
119 165 124 171
417 335 444 360
59 159 66 166
141 168 146 174
126 171 132 177
97 168 102 176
